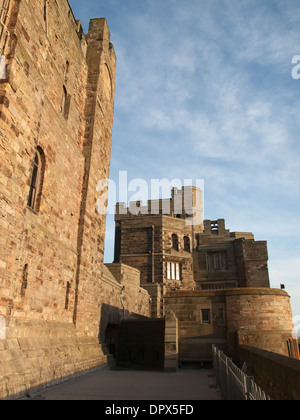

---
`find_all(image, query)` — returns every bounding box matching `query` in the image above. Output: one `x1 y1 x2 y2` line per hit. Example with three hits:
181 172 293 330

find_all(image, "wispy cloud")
69 0 300 315
112 1 300 167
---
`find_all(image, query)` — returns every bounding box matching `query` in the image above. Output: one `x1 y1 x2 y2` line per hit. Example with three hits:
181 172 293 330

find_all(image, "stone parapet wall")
239 345 300 400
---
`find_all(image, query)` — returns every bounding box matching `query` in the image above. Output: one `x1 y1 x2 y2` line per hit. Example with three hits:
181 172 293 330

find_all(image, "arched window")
184 236 191 253
27 147 45 212
172 234 179 251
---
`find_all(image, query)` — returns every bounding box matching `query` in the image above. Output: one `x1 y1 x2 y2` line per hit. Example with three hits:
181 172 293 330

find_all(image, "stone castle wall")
0 0 150 399
226 288 295 358
1 0 89 326
0 0 118 334
165 288 295 362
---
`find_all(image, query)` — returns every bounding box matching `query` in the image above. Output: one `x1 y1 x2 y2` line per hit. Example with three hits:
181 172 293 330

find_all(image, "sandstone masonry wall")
0 0 89 326
165 288 295 362
0 0 120 399
226 288 295 358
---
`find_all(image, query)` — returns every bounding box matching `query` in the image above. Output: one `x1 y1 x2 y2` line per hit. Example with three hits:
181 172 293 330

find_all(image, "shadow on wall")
99 306 179 372
99 304 155 363
115 319 166 371
99 304 128 348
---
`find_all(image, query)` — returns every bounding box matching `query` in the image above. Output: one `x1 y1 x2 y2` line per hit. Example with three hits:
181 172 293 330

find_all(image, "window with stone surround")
201 309 211 324
61 85 71 120
172 234 179 251
27 147 45 213
208 252 227 271
184 236 191 253
167 262 181 281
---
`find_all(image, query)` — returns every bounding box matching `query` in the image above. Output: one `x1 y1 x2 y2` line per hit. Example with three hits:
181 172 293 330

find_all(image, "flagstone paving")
31 366 221 401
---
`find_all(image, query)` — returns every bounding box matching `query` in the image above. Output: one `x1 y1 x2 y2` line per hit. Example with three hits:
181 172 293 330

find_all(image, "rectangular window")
171 263 176 280
201 309 211 324
208 252 227 271
167 262 171 280
167 262 181 281
176 263 180 281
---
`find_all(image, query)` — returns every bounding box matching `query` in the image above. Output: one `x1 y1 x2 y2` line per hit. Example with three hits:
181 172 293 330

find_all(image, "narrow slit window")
65 282 71 310
21 264 28 297
44 0 48 35
64 60 70 83
28 148 44 212
61 85 71 120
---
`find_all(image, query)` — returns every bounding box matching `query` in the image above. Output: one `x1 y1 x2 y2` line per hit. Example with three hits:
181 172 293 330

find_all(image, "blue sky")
69 0 300 323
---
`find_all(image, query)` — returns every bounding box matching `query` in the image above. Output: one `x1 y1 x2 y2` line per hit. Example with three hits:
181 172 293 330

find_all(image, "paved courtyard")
30 367 221 401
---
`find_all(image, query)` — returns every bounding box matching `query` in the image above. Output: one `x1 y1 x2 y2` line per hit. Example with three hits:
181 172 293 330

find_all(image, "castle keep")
114 186 270 314
0 0 298 400
114 188 297 363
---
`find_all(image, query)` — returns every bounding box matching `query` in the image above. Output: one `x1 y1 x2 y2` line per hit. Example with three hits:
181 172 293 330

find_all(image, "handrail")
212 345 271 400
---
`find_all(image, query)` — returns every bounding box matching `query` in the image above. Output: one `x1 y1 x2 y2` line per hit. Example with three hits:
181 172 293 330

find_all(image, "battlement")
201 219 255 241
65 0 87 40
115 186 203 225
